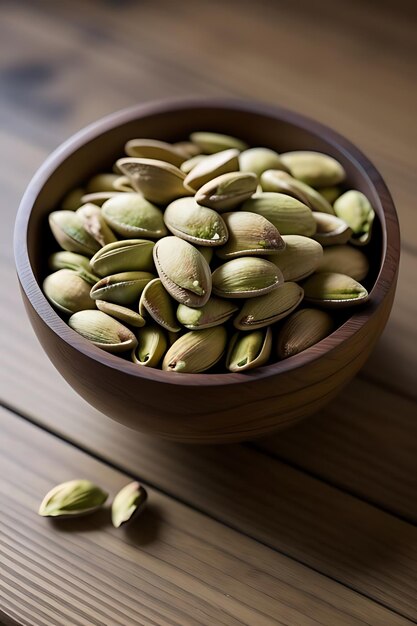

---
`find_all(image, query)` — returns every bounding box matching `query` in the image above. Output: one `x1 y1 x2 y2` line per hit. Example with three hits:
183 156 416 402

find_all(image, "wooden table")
1 1 416 624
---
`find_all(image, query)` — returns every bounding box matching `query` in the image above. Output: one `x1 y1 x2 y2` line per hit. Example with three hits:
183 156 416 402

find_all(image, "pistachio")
90 239 155 276
95 300 146 327
260 170 335 214
164 197 228 246
162 326 227 373
190 131 247 154
271 235 323 281
197 245 213 265
184 149 239 191
180 154 206 174
101 193 167 239
81 191 123 206
195 172 258 211
319 186 342 204
216 211 285 259
124 139 185 167
86 173 120 193
317 246 369 281
139 278 181 332
116 158 191 204
48 251 99 285
212 257 283 298
173 141 202 158
112 175 135 192
153 236 212 307
111 482 148 528
234 282 304 330
43 269 96 315
312 212 353 246
242 192 316 236
132 324 167 367
302 272 368 307
280 151 346 187
38 480 108 518
334 190 375 245
49 210 101 256
277 308 334 358
61 187 85 211
226 327 272 372
69 310 137 352
76 203 117 247
90 271 154 305
239 148 289 177
177 297 238 329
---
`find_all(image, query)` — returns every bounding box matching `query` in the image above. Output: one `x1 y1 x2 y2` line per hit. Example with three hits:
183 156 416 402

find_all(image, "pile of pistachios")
43 131 375 373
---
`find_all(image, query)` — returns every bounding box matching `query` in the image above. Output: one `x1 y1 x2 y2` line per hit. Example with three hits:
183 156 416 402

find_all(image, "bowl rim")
14 96 400 387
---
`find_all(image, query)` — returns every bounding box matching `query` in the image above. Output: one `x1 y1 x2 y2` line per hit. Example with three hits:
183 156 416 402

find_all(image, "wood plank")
2 406 411 626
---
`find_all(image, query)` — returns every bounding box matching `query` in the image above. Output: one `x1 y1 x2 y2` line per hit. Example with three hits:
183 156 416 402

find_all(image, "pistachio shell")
277 308 334 358
162 326 227 373
81 191 124 206
280 151 346 187
302 272 368 307
43 269 96 315
132 324 167 367
49 210 101 256
124 139 185 167
90 239 155 276
216 211 285 259
48 251 99 285
153 237 212 307
101 193 167 239
184 149 239 191
226 327 272 372
38 480 108 518
189 132 248 154
319 186 342 204
180 154 206 174
312 212 353 246
111 482 147 528
76 203 117 247
90 271 154 305
233 282 304 330
61 187 85 211
86 173 120 193
212 257 283 298
334 190 375 246
260 170 335 214
195 172 258 211
95 300 145 327
112 176 135 192
317 245 369 281
116 158 191 204
139 278 181 332
270 235 323 281
242 192 316 237
177 297 238 329
69 310 138 352
239 148 289 177
164 197 228 246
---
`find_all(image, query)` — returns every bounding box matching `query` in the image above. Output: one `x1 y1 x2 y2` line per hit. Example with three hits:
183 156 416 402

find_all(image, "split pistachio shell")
112 176 134 192
61 187 85 210
95 300 146 327
153 236 212 307
101 193 167 239
48 251 99 285
242 192 316 237
124 139 185 167
195 172 258 211
111 482 148 528
162 326 227 373
277 308 334 358
226 327 272 372
81 191 123 206
90 239 155 276
117 158 191 204
86 173 120 193
139 278 181 332
212 257 283 298
43 269 96 315
90 271 154 305
177 297 238 329
319 186 342 204
280 151 346 187
132 324 167 367
217 211 285 259
239 148 289 177
318 246 369 281
180 154 206 174
271 235 323 281
49 211 101 256
234 282 304 330
312 212 353 246
334 190 375 245
76 203 117 247
184 149 239 191
190 131 248 154
302 272 368 307
69 310 138 352
164 197 228 246
260 170 335 214
38 480 108 518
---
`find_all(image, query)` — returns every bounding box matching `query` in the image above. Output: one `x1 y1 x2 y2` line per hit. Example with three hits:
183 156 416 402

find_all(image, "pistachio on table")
38 480 108 518
111 482 148 528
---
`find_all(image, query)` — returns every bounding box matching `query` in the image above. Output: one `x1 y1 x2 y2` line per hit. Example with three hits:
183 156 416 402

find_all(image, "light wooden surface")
1 0 416 624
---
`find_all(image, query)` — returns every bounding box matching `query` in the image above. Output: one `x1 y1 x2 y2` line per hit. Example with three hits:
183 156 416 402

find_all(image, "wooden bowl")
14 98 400 443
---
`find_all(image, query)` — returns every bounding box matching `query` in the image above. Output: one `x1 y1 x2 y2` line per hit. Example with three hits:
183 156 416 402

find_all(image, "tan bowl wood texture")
14 99 400 443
